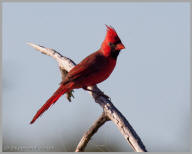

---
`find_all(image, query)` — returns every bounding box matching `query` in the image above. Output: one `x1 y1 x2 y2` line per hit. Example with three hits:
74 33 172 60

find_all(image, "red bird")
30 25 125 124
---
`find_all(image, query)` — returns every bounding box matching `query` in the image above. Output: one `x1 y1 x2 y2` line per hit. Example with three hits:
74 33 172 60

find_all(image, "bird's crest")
105 25 120 43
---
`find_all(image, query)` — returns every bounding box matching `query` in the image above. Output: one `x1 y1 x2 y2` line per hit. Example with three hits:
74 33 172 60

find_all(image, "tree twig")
27 42 147 152
75 112 109 152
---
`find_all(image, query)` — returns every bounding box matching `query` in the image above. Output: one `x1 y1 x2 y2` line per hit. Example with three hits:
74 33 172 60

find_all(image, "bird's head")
101 25 125 58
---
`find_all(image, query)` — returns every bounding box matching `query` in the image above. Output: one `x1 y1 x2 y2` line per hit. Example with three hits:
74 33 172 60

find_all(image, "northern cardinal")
30 25 125 124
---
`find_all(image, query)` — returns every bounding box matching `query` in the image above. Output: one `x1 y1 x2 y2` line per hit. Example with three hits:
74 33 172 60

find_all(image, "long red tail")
30 84 70 124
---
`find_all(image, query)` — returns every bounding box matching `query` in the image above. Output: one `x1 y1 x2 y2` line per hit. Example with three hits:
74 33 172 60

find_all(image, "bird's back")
62 50 116 88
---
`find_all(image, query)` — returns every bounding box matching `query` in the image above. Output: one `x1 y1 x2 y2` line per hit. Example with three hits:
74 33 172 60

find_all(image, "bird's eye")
109 42 116 48
108 42 113 46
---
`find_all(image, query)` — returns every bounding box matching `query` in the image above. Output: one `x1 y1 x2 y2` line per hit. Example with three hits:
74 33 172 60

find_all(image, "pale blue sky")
2 2 190 152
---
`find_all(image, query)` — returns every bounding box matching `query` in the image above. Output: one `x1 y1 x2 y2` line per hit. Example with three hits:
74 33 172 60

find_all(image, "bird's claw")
66 90 75 102
94 91 111 101
83 87 111 101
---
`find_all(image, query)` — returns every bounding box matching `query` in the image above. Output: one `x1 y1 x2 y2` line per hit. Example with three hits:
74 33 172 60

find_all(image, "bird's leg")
83 87 111 100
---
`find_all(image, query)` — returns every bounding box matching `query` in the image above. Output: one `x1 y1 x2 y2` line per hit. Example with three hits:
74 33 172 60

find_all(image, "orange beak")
115 43 125 50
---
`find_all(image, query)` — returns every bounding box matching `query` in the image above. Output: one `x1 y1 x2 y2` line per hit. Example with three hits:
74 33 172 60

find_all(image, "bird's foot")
94 91 111 100
83 87 111 100
65 90 75 102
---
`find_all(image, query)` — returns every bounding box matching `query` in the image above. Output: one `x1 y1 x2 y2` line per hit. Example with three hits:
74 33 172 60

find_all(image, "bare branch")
27 42 76 71
27 43 147 152
85 86 147 152
75 112 109 152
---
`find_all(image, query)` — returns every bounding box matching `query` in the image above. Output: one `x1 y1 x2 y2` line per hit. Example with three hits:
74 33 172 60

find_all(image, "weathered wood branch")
27 42 147 152
75 112 109 152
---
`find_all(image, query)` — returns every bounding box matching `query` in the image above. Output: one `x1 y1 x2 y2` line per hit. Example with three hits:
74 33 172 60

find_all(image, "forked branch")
27 43 147 152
